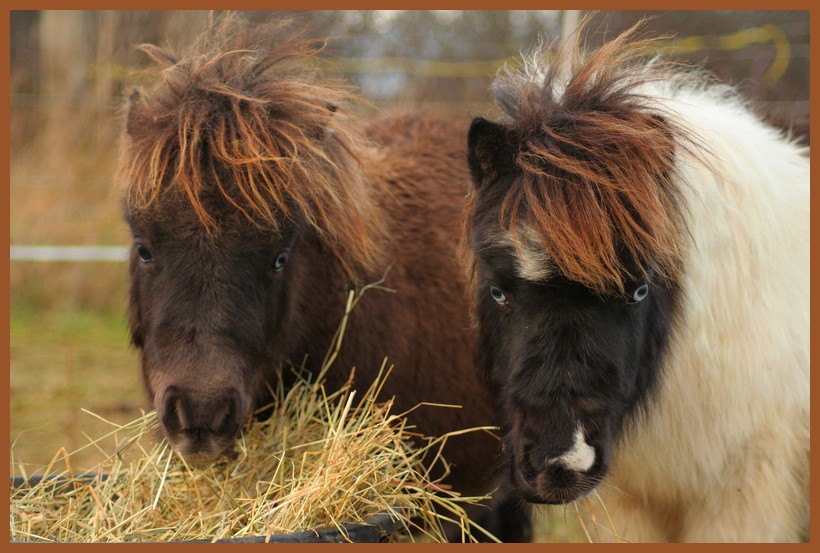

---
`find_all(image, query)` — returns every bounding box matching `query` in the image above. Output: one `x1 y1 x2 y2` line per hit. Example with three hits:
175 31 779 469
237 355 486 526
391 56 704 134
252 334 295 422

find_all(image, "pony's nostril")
546 464 578 490
161 386 186 435
161 386 244 436
520 438 544 476
215 389 242 436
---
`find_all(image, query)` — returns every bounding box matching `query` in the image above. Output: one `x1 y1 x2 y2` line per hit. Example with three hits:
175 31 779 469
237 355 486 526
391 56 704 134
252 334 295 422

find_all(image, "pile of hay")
10 290 498 543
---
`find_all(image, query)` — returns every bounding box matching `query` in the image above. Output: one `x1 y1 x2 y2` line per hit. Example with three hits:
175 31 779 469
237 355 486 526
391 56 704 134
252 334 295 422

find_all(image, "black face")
472 242 677 504
466 117 679 505
125 202 307 460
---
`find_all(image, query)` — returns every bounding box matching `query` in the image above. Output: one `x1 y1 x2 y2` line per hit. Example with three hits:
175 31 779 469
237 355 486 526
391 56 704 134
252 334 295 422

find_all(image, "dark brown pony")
117 13 529 542
465 22 809 541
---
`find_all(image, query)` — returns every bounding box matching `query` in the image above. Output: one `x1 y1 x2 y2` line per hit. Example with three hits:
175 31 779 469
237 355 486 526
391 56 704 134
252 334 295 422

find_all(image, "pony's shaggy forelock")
117 13 387 275
487 22 706 294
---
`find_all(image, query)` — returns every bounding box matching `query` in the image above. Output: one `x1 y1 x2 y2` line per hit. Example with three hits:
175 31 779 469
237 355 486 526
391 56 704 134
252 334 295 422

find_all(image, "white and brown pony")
465 24 809 542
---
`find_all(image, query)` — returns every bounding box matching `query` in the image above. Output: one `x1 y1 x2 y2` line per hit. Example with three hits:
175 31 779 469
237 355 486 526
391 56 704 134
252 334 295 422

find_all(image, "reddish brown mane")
489 22 696 294
117 13 387 274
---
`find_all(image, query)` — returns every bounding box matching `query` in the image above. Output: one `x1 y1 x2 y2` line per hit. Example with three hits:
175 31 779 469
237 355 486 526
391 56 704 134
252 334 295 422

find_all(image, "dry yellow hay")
10 286 499 543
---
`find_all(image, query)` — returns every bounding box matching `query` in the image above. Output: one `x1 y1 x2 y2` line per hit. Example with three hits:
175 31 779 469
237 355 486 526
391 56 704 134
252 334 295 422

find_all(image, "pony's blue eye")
136 243 152 263
628 283 649 304
273 251 289 272
490 285 507 305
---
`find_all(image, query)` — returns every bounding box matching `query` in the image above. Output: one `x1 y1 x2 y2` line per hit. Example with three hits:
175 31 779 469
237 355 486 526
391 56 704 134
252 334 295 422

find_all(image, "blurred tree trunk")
94 11 117 146
163 11 211 52
40 11 92 113
561 10 580 39
38 10 93 169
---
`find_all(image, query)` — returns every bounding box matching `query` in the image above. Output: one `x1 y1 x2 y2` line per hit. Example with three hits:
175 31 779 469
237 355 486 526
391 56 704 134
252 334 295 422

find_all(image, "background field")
8 9 809 541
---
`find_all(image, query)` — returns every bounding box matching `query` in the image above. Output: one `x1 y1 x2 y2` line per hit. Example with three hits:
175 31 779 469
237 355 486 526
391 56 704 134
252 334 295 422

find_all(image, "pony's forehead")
476 225 555 283
123 189 293 238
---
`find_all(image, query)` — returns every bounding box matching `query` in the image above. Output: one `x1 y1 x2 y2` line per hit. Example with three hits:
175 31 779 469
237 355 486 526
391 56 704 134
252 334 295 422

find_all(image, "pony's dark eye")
273 251 289 272
628 283 649 304
135 243 152 263
490 285 507 305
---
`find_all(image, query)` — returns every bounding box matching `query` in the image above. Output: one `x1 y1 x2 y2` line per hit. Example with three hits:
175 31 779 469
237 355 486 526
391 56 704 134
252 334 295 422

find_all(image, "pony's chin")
524 496 574 505
164 432 241 465
518 484 596 505
511 464 601 505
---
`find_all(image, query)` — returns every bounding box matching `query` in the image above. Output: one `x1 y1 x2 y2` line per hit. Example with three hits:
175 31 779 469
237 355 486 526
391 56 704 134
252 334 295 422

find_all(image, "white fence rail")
10 246 129 262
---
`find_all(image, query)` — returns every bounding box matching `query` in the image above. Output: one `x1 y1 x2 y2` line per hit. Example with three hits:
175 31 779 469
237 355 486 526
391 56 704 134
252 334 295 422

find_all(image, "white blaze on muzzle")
547 427 596 472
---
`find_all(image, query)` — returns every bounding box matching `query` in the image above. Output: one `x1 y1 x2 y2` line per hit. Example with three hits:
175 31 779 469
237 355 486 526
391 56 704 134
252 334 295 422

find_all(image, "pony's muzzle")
510 410 603 504
159 385 246 459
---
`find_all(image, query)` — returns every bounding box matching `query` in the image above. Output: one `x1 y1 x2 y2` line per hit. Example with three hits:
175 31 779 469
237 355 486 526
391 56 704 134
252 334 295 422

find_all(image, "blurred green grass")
9 305 144 472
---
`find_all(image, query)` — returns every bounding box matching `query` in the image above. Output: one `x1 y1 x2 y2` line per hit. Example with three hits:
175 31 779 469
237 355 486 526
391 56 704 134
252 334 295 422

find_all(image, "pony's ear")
306 103 340 140
650 113 670 135
467 117 515 188
137 43 178 68
125 90 142 137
